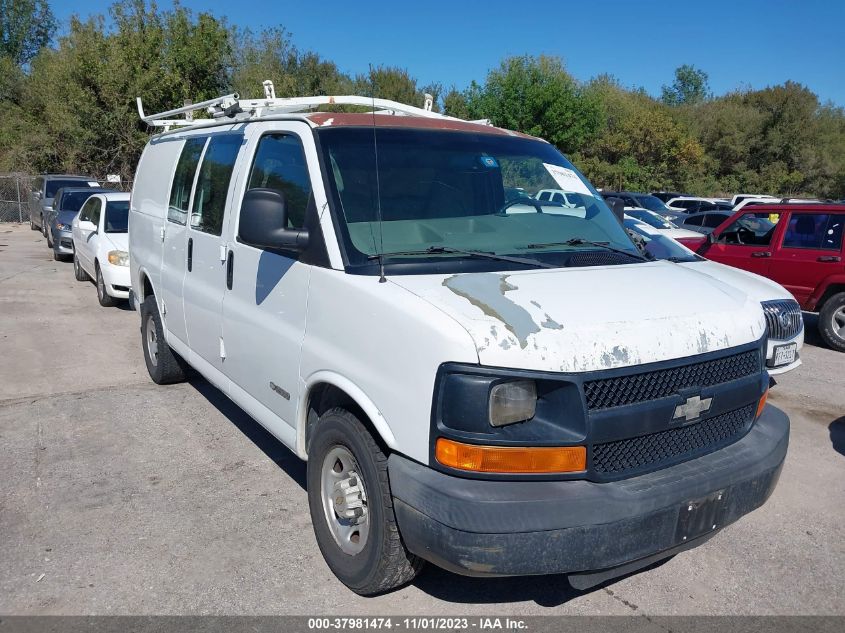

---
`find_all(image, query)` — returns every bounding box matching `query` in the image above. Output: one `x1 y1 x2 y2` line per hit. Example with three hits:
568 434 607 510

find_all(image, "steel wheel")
145 315 159 367
833 305 845 339
97 269 105 300
320 446 369 556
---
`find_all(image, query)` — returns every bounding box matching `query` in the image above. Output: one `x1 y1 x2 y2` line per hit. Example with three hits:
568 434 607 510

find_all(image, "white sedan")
626 219 804 375
623 208 703 240
71 192 131 307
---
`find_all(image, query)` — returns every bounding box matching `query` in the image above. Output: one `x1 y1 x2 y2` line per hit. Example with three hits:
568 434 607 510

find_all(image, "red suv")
698 204 845 351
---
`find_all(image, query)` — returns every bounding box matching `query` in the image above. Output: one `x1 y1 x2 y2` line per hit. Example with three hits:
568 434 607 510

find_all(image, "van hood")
390 261 766 373
679 260 792 303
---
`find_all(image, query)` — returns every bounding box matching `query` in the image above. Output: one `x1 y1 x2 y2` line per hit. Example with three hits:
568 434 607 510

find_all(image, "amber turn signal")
435 438 586 474
756 389 768 419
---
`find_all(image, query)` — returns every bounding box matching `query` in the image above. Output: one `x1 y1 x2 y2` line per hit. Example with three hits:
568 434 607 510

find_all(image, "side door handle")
817 255 841 263
751 251 771 258
226 250 234 290
187 237 193 272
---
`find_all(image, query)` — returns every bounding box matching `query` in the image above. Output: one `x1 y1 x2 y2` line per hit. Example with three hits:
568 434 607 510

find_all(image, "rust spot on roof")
306 112 538 139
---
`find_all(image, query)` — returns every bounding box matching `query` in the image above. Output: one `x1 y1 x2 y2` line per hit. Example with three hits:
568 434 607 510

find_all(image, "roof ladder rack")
137 80 492 130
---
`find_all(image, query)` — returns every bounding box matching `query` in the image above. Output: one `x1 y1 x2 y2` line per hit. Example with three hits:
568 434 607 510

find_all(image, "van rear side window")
191 135 242 236
168 137 206 225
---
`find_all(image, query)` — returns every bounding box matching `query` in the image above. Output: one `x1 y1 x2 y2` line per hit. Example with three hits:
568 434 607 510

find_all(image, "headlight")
489 380 537 427
107 250 129 266
55 222 72 231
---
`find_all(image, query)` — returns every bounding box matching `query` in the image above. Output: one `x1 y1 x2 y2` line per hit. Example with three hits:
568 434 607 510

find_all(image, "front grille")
762 299 803 340
60 239 72 248
592 404 755 475
583 350 760 410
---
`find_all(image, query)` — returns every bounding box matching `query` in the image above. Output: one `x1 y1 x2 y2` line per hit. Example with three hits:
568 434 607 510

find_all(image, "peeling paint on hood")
391 261 767 373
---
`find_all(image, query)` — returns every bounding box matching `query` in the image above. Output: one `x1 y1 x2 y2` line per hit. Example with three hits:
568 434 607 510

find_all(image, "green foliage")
0 6 842 200
661 64 710 106
463 56 603 154
0 0 56 65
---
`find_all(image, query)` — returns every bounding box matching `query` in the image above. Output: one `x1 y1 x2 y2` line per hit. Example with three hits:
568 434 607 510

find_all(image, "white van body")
129 92 789 595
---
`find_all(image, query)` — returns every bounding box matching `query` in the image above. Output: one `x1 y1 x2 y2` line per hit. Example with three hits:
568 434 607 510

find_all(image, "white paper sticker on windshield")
542 163 592 196
87 181 100 187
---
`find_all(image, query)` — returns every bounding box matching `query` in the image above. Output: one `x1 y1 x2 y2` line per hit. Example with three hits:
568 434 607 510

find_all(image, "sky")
49 0 845 106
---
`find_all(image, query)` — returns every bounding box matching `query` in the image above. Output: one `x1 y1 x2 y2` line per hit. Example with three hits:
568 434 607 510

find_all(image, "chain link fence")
0 173 34 223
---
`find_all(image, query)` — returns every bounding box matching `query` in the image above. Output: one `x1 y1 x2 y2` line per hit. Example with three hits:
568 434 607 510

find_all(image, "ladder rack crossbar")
136 83 489 130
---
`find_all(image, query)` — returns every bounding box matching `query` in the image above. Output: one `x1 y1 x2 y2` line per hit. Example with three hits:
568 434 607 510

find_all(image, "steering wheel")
497 197 545 215
736 226 755 245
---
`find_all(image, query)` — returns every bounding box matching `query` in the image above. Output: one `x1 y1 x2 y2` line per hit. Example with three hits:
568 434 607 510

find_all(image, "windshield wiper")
368 246 556 269
521 238 649 262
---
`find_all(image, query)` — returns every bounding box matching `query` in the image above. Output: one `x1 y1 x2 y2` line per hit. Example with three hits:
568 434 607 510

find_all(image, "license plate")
675 490 728 542
772 343 797 367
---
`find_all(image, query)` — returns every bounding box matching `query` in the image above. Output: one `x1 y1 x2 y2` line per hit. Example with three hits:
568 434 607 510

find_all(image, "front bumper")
50 228 74 255
765 330 804 376
389 404 788 580
100 262 131 299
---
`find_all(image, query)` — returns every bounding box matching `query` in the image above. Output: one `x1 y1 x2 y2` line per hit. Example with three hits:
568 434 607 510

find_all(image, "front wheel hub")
320 446 370 555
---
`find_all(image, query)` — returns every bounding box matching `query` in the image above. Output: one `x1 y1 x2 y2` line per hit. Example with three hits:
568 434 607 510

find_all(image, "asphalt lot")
0 222 843 616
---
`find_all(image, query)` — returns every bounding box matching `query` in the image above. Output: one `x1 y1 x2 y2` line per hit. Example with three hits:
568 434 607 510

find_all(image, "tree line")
1 0 843 198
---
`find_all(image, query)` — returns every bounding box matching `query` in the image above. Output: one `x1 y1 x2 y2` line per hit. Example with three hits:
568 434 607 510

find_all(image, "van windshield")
317 128 639 271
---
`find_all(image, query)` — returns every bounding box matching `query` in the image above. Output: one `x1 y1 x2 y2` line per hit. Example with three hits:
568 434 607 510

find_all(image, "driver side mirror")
696 230 717 255
238 188 309 252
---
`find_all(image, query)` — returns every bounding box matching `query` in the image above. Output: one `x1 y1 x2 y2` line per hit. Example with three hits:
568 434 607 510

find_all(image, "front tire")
140 294 188 384
73 250 90 281
307 409 423 595
96 264 118 307
30 217 37 230
41 215 47 237
819 292 845 352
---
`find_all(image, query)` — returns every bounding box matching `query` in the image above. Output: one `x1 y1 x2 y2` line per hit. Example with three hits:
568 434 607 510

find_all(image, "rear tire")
73 250 89 281
140 294 188 384
41 216 47 237
818 292 845 352
30 217 37 230
307 409 423 595
96 264 118 307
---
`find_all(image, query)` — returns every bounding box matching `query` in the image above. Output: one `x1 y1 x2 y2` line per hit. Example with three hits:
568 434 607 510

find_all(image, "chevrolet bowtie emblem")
673 395 713 422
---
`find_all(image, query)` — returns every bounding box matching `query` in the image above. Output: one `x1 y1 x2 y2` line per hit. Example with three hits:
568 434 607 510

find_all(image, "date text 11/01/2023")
307 617 528 630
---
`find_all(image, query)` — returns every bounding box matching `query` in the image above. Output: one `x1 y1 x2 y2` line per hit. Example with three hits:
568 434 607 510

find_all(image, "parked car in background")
623 208 703 240
71 192 131 307
730 194 778 207
48 186 115 259
681 210 734 235
129 86 787 595
626 220 803 374
666 197 733 213
651 191 691 203
698 203 845 351
535 189 582 207
733 197 782 212
28 175 100 234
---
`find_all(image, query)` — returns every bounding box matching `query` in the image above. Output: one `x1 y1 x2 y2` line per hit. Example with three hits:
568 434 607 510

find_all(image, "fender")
807 272 845 311
298 370 398 458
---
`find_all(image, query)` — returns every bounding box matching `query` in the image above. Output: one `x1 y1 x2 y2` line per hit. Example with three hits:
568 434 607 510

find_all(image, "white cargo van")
129 85 789 595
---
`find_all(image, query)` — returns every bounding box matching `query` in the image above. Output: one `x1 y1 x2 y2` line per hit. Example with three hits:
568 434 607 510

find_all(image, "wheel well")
140 272 154 301
304 383 385 455
817 284 845 311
